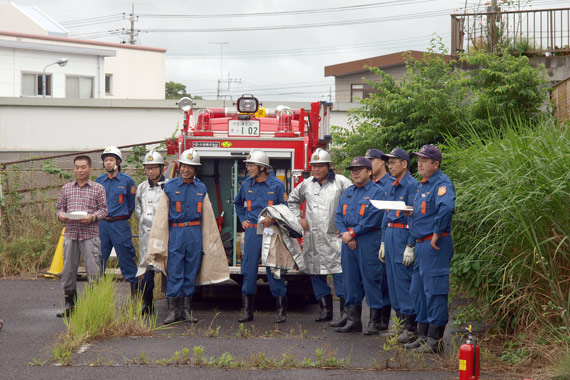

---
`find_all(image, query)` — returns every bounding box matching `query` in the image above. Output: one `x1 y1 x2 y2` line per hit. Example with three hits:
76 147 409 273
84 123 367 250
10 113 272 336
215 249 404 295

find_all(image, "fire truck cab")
165 95 333 294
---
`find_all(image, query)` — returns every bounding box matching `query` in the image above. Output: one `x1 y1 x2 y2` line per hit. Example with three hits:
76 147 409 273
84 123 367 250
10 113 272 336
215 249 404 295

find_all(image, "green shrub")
445 116 570 332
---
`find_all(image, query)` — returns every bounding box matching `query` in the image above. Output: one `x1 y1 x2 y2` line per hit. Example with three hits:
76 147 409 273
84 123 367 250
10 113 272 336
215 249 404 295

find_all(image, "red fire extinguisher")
459 325 480 380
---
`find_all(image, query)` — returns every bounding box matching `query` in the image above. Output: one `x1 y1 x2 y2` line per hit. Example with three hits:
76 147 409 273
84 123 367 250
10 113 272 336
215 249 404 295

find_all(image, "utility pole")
217 74 241 100
122 3 138 44
209 42 229 99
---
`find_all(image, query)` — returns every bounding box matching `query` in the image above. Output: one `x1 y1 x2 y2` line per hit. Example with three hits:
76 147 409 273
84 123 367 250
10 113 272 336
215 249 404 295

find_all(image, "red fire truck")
163 94 332 294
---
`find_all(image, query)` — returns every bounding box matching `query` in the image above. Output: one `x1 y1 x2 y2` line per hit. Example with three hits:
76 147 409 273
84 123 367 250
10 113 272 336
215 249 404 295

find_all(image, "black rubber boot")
163 297 180 325
415 324 446 353
130 281 140 302
378 305 392 331
363 308 382 335
330 297 348 327
237 295 254 322
398 314 418 344
404 322 428 349
315 294 333 322
141 285 154 316
276 296 287 323
56 290 76 318
180 296 198 323
335 305 362 333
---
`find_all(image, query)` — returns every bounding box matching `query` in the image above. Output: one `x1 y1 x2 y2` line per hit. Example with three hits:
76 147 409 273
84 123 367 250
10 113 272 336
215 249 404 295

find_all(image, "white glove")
378 242 385 263
402 245 415 267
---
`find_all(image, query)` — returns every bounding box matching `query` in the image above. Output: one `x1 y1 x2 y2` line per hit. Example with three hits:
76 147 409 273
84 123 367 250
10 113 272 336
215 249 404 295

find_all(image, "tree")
331 37 551 168
165 81 202 100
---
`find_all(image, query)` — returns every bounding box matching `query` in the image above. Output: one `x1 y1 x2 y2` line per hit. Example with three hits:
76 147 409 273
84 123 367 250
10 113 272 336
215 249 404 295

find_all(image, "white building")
0 3 166 100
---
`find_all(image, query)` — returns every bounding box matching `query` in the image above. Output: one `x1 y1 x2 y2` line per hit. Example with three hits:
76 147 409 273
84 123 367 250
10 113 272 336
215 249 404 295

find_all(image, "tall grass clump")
445 115 569 335
0 184 60 277
52 275 156 364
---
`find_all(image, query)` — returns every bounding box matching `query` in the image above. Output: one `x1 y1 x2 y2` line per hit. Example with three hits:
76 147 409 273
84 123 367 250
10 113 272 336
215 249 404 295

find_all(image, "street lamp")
42 58 68 97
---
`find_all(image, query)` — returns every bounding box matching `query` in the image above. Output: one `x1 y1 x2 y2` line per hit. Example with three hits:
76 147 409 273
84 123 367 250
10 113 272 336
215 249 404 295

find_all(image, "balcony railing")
451 7 570 55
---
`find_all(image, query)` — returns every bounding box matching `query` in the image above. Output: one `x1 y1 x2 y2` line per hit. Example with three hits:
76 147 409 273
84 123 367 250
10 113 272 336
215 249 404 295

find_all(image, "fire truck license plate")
228 120 260 137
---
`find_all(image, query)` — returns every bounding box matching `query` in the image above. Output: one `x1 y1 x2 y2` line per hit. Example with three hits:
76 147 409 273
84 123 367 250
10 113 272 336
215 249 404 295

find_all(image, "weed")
193 345 205 365
236 323 250 338
27 358 48 366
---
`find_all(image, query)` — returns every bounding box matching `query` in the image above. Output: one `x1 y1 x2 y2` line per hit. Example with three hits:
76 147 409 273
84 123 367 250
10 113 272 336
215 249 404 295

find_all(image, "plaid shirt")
56 180 108 240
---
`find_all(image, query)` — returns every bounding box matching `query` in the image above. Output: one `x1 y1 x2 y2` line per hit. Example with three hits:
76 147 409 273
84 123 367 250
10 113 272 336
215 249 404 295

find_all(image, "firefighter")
288 148 352 324
406 144 456 353
135 150 166 315
379 148 421 345
234 149 288 323
334 156 385 333
364 148 393 334
96 146 139 296
162 148 205 324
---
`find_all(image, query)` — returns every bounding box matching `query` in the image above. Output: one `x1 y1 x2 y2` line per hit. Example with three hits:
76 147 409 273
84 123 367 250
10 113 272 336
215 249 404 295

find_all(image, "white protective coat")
135 179 165 266
288 173 353 274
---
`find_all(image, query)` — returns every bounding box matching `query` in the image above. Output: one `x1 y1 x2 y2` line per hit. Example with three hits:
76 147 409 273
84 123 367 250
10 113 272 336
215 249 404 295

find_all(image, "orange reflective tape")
421 201 426 214
342 204 347 215
268 200 274 206
396 210 400 217
247 200 252 211
197 201 202 213
118 194 123 204
130 186 136 194
176 201 181 213
359 204 366 216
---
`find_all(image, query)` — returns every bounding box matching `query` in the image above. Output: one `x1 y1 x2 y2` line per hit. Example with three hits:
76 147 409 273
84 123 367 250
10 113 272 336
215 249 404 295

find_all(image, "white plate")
370 200 412 211
64 211 88 220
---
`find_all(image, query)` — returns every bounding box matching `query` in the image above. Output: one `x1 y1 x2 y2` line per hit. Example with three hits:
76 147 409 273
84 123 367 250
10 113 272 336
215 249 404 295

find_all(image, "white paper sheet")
370 200 412 211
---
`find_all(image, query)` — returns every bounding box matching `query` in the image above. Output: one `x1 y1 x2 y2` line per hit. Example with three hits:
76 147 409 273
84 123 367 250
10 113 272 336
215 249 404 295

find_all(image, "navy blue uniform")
163 176 206 298
334 181 384 308
382 172 418 316
373 173 393 312
96 171 138 283
409 169 455 326
234 174 287 297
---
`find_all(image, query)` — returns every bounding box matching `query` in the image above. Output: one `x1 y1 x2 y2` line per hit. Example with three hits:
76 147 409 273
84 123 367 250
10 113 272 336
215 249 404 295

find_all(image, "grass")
444 115 570 373
52 275 156 365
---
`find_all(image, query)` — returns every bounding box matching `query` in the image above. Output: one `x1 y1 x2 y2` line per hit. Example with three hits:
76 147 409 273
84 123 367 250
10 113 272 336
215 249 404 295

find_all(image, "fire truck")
164 94 333 294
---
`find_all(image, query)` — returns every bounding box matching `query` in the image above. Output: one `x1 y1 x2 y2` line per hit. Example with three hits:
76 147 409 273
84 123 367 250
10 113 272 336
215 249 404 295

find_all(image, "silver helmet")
178 148 201 166
309 148 332 164
101 146 122 162
244 149 272 169
142 150 165 166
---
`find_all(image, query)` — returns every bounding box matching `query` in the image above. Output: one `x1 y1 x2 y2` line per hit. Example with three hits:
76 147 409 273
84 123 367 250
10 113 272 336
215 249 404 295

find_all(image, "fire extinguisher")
459 325 480 380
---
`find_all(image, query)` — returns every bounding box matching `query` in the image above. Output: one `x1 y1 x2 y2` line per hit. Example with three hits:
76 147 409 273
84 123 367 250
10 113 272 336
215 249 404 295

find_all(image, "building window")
105 74 113 95
66 76 94 98
351 84 364 102
351 83 375 102
22 73 51 96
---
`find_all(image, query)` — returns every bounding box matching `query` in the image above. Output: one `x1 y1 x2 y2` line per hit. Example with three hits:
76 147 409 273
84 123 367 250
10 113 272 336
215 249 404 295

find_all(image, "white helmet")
142 150 165 166
101 146 122 162
244 149 272 169
309 148 332 164
178 148 201 166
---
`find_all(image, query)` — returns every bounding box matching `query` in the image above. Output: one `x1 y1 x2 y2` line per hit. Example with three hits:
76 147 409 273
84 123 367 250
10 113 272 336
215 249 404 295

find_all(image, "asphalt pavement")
0 278 507 380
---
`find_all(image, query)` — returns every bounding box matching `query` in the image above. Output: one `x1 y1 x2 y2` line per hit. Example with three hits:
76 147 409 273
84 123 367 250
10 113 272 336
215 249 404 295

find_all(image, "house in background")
324 50 451 103
0 3 166 99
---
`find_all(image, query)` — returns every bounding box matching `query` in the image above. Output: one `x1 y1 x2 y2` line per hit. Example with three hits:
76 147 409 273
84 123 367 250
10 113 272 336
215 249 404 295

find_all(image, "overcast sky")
7 0 570 101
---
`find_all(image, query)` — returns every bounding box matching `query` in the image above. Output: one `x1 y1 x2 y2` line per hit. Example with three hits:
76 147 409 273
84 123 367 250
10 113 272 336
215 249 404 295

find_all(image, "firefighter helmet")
142 150 165 166
244 149 272 169
101 146 122 162
309 148 332 164
178 148 201 166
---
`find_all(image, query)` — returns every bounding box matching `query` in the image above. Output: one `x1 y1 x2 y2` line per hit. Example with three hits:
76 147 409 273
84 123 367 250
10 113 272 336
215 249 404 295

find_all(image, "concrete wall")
0 98 351 163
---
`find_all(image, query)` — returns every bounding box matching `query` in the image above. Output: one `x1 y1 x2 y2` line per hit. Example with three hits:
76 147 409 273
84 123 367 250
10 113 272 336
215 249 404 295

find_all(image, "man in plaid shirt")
55 155 108 317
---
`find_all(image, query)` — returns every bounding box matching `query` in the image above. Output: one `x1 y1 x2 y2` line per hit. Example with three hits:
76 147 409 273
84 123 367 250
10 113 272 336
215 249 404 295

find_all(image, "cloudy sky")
8 0 570 101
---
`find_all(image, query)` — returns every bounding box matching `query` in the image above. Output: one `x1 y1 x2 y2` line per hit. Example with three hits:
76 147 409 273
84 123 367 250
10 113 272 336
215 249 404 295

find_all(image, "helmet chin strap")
106 165 117 173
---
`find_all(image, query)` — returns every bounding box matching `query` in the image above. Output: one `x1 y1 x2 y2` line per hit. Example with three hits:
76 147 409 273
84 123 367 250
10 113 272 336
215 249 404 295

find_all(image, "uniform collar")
355 179 373 189
421 169 442 184
177 175 195 186
148 175 165 188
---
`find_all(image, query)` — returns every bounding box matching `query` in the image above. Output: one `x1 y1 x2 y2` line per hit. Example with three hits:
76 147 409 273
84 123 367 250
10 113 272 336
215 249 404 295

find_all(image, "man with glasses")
334 156 385 333
405 145 456 353
135 150 167 315
380 149 422 346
